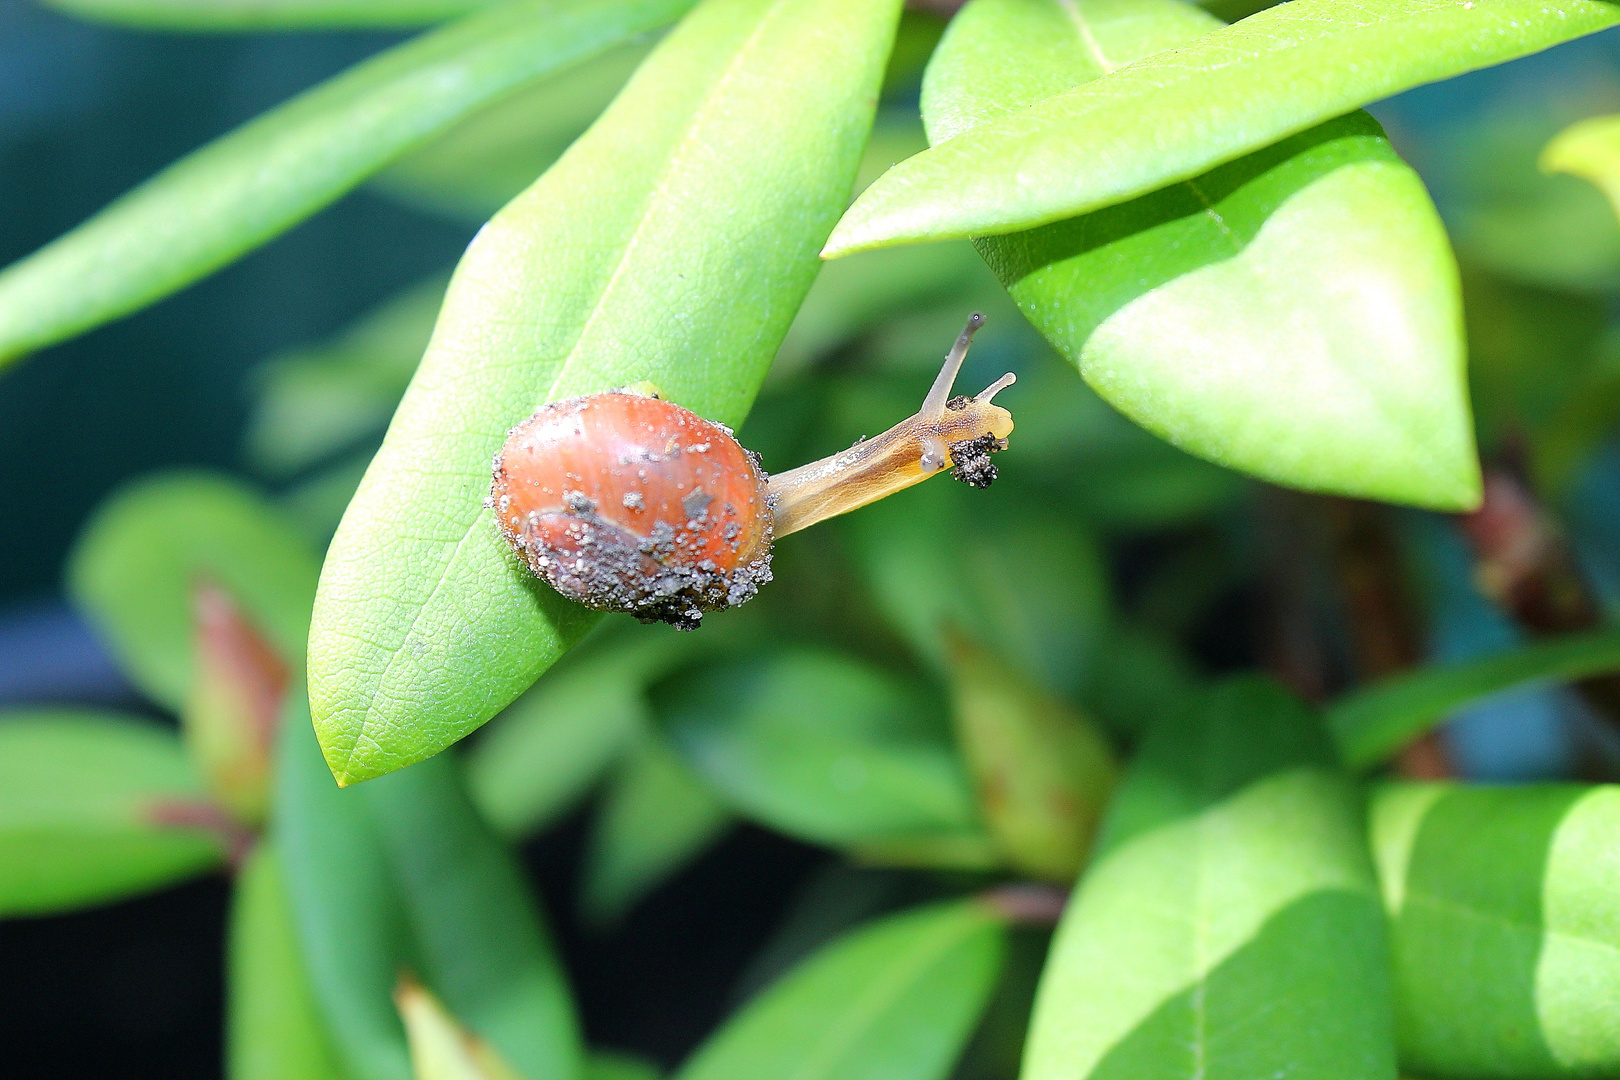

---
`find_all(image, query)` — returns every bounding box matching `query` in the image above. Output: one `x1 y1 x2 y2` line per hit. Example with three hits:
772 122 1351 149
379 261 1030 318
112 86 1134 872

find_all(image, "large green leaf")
1371 783 1620 1079
0 0 694 370
309 0 904 785
673 900 1005 1080
1327 627 1620 771
823 0 1620 256
0 709 224 917
42 0 493 29
916 0 1477 510
1023 676 1395 1080
274 692 414 1080
228 842 352 1080
361 754 582 1080
662 650 988 858
246 274 450 478
579 725 731 924
67 471 321 712
373 42 653 221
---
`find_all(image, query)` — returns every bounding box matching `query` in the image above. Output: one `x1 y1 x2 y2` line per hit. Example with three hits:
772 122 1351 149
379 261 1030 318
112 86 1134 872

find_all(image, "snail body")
490 315 1013 630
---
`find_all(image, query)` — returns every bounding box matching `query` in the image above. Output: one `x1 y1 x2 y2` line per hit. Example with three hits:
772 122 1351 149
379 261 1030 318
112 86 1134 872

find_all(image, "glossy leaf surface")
310 0 904 784
229 842 352 1080
825 0 1620 256
0 709 223 917
362 755 582 1080
0 0 694 369
67 472 320 712
274 693 414 1080
664 650 986 854
1371 783 1620 1078
674 901 1004 1080
1543 113 1620 228
43 0 493 29
1023 676 1395 1080
579 726 731 924
918 0 1477 510
1328 627 1620 771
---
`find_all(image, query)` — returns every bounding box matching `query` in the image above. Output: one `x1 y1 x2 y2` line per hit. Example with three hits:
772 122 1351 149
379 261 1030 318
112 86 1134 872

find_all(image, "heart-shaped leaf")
1022 676 1396 1080
1371 782 1620 1078
916 0 1478 509
825 0 1620 256
0 0 695 370
309 0 904 785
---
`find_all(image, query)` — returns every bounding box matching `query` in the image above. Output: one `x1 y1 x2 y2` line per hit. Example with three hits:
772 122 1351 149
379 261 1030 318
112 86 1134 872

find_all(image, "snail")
489 314 1014 630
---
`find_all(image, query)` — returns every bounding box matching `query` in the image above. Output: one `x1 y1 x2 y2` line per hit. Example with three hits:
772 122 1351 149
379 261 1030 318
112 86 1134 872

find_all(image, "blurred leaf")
579 725 731 925
585 1051 661 1080
673 900 1005 1080
274 691 414 1080
43 0 496 30
0 709 224 918
309 0 905 786
947 633 1115 883
186 582 290 828
843 475 1112 699
373 42 652 221
1544 112 1620 235
246 274 449 478
279 452 376 546
229 842 352 1080
67 471 320 712
0 0 696 370
824 0 1620 256
1371 783 1620 1078
1327 627 1620 771
1022 676 1395 1080
396 978 524 1080
663 650 988 857
921 0 1477 511
466 624 699 839
362 754 582 1080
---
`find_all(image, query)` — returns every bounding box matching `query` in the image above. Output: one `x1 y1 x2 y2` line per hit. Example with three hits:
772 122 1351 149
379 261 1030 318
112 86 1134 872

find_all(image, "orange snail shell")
489 391 772 630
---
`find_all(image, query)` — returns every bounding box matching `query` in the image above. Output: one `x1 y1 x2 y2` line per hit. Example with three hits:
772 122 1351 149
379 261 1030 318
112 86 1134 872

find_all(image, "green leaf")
42 0 494 30
824 0 1620 256
0 708 224 918
673 900 1005 1080
229 842 352 1080
1327 627 1620 772
246 274 450 478
1371 782 1620 1078
579 725 731 925
373 42 653 221
309 0 905 785
0 0 695 370
396 978 527 1080
67 471 320 712
1022 676 1395 1080
586 1051 661 1080
1544 112 1620 232
274 691 415 1080
361 754 582 1080
466 624 697 839
917 0 1478 510
663 650 987 855
947 633 1115 883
